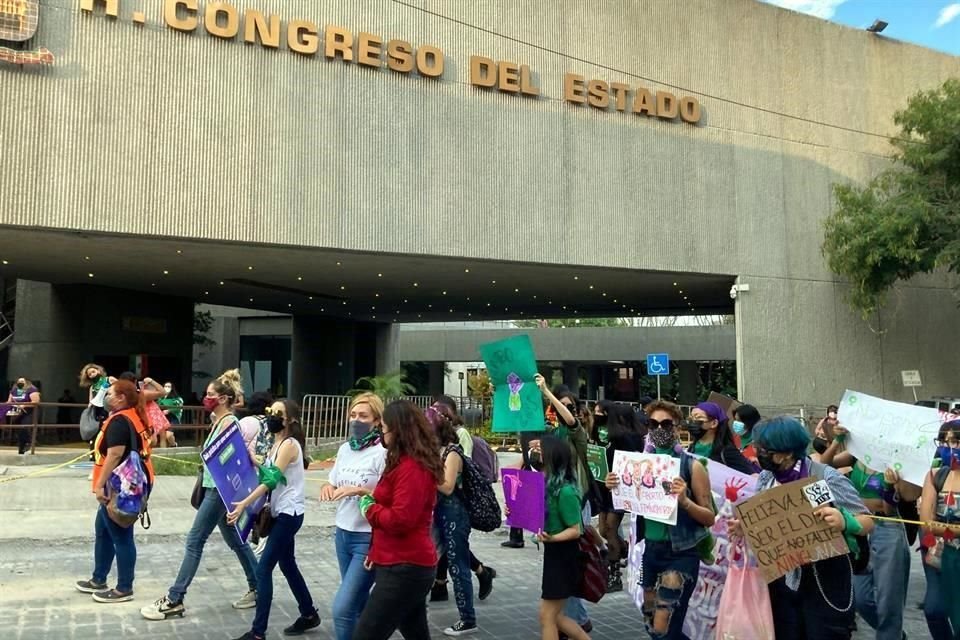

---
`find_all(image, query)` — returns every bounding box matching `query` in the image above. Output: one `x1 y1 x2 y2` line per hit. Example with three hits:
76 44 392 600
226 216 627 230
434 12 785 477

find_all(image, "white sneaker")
232 589 257 609
140 595 184 620
253 538 268 558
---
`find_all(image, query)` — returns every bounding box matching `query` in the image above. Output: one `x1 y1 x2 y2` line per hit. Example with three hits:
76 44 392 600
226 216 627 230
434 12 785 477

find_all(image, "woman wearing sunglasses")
605 400 715 640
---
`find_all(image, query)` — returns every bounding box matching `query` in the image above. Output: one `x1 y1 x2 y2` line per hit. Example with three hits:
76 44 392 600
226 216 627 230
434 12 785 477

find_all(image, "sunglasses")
649 419 675 429
560 402 575 409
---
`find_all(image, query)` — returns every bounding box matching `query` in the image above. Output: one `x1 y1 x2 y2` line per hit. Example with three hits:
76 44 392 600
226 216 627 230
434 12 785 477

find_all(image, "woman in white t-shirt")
319 392 387 640
227 399 321 640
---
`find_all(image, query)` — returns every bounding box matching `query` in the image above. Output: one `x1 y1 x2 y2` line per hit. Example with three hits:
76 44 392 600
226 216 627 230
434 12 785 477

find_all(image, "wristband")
358 494 376 519
834 433 846 444
840 507 863 535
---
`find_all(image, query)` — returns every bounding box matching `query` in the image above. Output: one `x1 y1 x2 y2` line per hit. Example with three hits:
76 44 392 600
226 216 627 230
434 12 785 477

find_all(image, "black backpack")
444 445 502 532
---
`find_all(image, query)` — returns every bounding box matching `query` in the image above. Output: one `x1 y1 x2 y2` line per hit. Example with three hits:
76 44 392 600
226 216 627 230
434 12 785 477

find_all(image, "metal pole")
912 387 918 403
657 376 661 400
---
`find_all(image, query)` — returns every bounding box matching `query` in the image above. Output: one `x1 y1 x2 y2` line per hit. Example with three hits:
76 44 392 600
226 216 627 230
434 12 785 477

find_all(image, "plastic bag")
714 550 775 640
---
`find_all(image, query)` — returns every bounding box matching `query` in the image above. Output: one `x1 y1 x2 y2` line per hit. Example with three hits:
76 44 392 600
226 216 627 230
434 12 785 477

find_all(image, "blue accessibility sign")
646 353 670 376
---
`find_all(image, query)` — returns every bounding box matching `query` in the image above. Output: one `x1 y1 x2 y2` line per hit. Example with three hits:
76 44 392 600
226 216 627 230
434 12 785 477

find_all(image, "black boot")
606 562 623 593
501 527 524 549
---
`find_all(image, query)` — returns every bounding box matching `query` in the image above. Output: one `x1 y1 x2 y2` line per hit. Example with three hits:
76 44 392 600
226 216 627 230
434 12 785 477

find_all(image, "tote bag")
714 546 775 640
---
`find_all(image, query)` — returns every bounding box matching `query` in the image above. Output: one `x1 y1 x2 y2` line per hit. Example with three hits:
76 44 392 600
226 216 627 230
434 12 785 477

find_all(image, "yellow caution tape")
0 451 90 484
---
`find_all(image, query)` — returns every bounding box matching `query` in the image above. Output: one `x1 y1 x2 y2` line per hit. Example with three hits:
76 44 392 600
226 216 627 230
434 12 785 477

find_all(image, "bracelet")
839 507 863 535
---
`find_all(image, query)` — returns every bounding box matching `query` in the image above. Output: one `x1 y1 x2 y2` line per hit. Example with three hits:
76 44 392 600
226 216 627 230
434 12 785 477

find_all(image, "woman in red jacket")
352 400 444 640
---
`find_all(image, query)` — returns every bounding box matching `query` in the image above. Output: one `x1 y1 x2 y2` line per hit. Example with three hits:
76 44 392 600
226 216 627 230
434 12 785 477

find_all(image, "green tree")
823 78 960 317
193 310 216 350
514 317 628 328
349 369 415 399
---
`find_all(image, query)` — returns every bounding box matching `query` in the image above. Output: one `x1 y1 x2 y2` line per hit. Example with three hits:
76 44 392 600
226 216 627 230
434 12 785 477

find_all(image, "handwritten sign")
838 389 945 487
479 335 543 433
611 451 679 525
586 444 609 481
500 468 545 533
202 423 265 543
735 478 847 583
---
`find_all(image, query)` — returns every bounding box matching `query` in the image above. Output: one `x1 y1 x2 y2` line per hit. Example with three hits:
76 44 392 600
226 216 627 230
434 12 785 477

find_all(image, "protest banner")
838 389 945 487
202 423 265 543
611 451 679 525
586 444 609 481
500 468 545 533
682 455 757 640
735 478 847 583
479 335 543 433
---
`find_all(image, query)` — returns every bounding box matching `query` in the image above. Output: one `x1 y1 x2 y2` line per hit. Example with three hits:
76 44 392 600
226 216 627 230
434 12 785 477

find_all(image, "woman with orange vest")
75 379 155 603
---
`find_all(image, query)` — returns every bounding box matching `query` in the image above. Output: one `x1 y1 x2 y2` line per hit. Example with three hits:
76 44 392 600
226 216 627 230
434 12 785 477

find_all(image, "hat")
695 401 728 425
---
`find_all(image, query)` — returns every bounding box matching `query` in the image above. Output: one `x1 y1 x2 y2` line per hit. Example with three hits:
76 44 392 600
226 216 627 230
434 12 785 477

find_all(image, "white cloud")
935 3 960 28
763 0 849 20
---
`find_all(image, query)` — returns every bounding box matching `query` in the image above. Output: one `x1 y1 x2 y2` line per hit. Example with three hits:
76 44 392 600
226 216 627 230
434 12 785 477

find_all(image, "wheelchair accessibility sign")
646 354 669 376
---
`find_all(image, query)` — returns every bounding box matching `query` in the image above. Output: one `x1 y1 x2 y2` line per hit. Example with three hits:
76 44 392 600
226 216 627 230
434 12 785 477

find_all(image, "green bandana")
349 430 381 451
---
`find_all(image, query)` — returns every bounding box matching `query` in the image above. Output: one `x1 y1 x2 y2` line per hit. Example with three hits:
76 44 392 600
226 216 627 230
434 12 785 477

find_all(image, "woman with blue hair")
729 416 873 640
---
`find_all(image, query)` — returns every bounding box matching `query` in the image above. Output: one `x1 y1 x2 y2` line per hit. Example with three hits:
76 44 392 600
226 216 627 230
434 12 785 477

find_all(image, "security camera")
729 285 738 300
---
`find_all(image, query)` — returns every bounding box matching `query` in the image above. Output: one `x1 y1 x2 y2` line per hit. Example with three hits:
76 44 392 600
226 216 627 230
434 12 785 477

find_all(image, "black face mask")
685 420 707 440
812 437 829 455
266 416 285 434
594 414 608 427
756 450 781 472
16 382 24 389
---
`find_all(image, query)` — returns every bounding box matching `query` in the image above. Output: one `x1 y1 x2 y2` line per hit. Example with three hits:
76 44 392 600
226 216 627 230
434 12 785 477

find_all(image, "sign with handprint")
479 335 543 433
838 389 946 487
500 468 545 533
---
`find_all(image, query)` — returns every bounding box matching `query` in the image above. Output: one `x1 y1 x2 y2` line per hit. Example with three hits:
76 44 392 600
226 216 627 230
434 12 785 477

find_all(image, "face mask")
266 416 285 433
828 412 837 420
350 420 372 440
202 396 220 412
650 428 676 450
164 386 172 394
16 382 24 389
685 420 707 440
756 450 781 472
939 446 960 470
594 414 608 428
529 449 544 471
732 420 746 436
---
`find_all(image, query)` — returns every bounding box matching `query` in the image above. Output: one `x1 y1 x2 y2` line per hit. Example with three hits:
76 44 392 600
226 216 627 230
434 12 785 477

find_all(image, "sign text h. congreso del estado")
78 0 702 125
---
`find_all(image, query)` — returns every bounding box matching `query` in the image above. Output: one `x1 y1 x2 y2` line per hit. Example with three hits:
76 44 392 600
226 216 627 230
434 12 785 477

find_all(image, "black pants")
770 554 855 640
436 549 481 579
9 412 31 454
352 563 435 640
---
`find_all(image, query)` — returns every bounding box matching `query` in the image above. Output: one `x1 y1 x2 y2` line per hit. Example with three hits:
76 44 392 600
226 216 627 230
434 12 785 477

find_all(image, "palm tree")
348 370 416 399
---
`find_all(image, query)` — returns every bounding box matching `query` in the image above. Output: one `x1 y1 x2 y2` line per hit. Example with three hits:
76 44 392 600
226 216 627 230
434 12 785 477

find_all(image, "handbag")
106 424 152 529
576 535 608 603
714 545 775 639
254 503 274 539
80 406 100 441
190 464 206 510
145 401 171 435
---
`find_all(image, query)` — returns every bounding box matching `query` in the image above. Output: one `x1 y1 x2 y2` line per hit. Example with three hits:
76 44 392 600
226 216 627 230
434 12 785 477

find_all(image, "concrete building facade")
1 0 958 406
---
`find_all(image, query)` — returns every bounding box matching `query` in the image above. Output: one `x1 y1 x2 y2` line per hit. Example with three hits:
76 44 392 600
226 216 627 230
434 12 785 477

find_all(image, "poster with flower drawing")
611 451 679 525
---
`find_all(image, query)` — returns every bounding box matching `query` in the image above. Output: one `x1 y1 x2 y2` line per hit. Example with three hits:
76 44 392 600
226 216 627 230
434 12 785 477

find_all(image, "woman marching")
731 403 761 464
919 419 960 640
730 416 874 640
319 393 387 640
228 399 321 640
607 400 716 640
140 369 260 621
820 424 920 640
686 401 756 474
75 379 155 602
351 400 443 640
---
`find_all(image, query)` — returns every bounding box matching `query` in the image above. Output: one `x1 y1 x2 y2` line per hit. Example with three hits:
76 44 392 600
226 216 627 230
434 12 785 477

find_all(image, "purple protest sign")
500 468 545 533
202 423 264 543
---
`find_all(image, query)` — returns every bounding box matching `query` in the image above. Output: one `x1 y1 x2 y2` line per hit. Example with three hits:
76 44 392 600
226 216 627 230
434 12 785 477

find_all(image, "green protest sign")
586 444 609 481
479 335 543 433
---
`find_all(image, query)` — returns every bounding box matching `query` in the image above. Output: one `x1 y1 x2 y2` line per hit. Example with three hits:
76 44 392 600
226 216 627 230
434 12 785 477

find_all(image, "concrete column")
586 366 601 401
427 362 445 397
562 362 579 393
375 323 400 375
677 360 699 405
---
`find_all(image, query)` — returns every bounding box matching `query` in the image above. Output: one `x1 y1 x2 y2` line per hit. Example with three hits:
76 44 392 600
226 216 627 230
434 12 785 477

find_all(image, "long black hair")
596 401 645 448
542 435 577 496
280 399 309 470
734 404 761 435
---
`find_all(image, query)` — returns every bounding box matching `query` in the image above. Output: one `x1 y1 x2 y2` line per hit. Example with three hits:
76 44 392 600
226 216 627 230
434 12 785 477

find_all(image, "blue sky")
763 0 960 55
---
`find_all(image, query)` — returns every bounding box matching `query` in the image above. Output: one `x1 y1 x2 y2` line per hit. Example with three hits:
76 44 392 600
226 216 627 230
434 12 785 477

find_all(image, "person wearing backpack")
919 419 960 639
433 409 481 636
75 379 155 603
428 398 497 604
240 391 275 464
605 400 716 640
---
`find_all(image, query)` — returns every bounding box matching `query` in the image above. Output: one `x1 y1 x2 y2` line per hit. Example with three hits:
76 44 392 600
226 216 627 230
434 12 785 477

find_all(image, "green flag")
479 335 543 433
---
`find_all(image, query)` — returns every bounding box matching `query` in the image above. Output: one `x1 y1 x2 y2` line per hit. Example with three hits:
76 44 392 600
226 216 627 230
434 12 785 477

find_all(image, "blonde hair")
78 363 106 388
350 392 384 423
210 368 243 406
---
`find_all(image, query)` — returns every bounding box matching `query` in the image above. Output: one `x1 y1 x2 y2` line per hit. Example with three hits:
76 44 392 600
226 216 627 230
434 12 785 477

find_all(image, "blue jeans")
93 504 136 592
564 597 589 625
168 489 258 602
853 519 910 640
435 494 475 625
921 548 954 640
252 513 316 636
641 541 700 640
333 528 376 640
